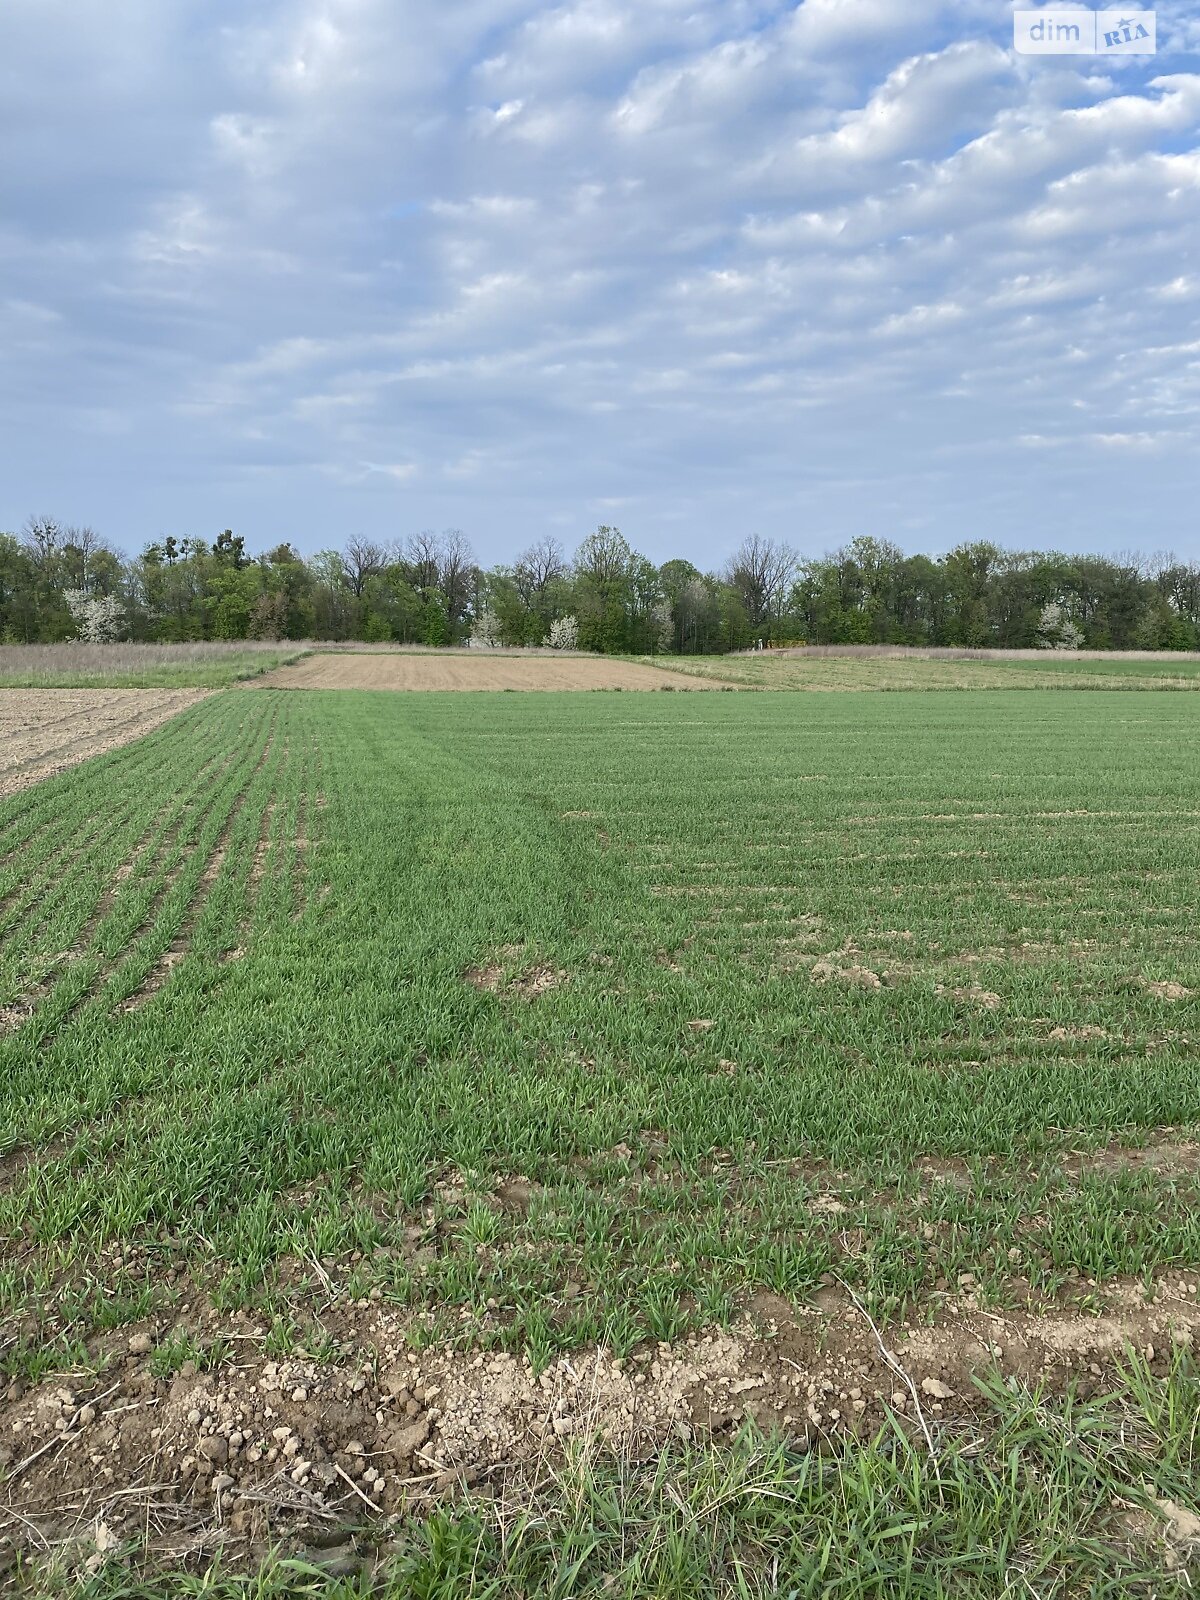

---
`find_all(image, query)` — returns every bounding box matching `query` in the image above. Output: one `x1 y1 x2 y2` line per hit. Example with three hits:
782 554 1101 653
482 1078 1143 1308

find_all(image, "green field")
4 687 1200 1593
650 651 1200 691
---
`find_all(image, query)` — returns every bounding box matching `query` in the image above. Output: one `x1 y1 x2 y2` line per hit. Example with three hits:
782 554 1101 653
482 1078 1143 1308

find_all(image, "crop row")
1 688 1198 1366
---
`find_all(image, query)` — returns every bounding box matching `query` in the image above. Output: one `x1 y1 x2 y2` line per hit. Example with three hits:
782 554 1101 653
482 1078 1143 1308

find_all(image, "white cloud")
764 41 1013 181
787 0 947 53
1155 275 1200 300
614 37 778 136
875 300 967 337
132 198 219 266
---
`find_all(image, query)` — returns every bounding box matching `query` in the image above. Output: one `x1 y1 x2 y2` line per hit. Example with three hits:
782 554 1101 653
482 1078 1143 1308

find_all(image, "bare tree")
22 515 66 613
677 575 717 654
727 534 797 630
1147 549 1178 583
439 529 475 626
406 530 441 596
22 514 63 571
63 525 105 592
343 536 387 597
514 535 566 608
1113 546 1152 580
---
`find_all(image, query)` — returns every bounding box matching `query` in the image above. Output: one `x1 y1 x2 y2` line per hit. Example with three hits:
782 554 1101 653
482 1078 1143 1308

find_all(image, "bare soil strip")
3 1276 1197 1562
252 653 716 692
0 691 210 800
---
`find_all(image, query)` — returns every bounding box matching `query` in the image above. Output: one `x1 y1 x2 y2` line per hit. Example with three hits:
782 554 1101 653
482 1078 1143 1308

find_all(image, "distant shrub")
64 590 125 643
545 615 579 650
1036 603 1084 651
471 608 502 648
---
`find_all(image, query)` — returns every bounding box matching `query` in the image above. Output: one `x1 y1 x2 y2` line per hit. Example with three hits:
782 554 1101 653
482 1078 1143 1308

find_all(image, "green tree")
575 526 635 653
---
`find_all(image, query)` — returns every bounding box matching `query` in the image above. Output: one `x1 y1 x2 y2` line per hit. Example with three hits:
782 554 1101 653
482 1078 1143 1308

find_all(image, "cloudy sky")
1 1 1197 565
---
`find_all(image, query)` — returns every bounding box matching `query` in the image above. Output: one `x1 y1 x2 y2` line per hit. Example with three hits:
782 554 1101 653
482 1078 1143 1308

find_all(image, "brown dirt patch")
0 690 209 799
811 960 883 990
936 984 1003 1010
1063 1138 1200 1179
5 1277 1200 1567
250 653 717 692
465 950 566 1000
510 965 565 999
1144 980 1194 1001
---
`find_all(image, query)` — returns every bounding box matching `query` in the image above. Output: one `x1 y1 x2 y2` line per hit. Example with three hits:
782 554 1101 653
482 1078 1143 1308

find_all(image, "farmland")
0 642 305 691
2 679 1200 1593
256 651 717 691
0 690 210 800
653 649 1200 692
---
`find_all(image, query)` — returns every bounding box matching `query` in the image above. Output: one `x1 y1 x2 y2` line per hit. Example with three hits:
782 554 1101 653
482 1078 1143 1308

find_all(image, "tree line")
2 517 1198 653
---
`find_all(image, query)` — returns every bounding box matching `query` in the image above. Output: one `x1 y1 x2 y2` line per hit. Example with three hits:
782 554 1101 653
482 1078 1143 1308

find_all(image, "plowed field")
0 689 209 799
254 652 713 691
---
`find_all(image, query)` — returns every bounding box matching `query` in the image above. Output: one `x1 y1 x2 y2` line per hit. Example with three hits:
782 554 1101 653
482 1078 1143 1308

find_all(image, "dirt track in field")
253 653 717 691
5 1271 1200 1567
0 689 209 800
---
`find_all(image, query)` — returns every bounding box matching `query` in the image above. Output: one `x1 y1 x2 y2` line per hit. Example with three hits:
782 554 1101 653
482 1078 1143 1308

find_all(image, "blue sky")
1 0 1197 565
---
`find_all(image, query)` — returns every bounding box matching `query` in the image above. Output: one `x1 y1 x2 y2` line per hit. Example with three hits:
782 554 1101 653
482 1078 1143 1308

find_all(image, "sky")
1 0 1198 567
